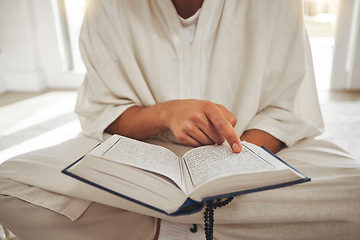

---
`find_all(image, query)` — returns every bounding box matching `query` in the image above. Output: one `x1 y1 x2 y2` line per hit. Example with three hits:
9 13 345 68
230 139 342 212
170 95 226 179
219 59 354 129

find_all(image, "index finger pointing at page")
215 119 242 153
205 106 242 153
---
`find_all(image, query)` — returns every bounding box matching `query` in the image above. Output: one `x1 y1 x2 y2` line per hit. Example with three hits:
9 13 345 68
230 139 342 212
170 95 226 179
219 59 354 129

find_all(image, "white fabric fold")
0 179 89 221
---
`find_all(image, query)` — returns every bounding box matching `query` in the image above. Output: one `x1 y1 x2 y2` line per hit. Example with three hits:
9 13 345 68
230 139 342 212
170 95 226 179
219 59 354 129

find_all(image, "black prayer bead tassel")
204 196 235 240
204 200 214 240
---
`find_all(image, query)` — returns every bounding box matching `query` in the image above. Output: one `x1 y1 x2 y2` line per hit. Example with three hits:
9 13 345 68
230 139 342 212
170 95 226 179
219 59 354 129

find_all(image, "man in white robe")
1 0 360 239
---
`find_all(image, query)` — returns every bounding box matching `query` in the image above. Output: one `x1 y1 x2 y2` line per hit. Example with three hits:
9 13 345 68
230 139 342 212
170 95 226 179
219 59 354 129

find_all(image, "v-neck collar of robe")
156 0 225 99
158 0 225 48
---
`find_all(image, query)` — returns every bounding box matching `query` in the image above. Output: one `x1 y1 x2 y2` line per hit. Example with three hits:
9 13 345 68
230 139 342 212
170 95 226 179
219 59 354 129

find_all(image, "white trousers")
0 137 360 240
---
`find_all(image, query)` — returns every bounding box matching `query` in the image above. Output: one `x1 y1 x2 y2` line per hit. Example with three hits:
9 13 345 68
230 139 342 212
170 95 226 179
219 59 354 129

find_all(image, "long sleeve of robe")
75 0 323 146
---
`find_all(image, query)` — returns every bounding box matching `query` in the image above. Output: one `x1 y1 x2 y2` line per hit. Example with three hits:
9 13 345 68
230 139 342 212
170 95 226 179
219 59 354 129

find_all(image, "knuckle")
216 104 225 110
182 123 194 134
227 134 237 142
215 119 228 130
202 101 216 112
229 115 237 126
190 113 204 125
176 132 188 143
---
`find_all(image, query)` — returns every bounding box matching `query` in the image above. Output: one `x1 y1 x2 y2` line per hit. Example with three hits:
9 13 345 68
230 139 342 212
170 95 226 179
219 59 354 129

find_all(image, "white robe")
75 0 323 146
1 0 360 239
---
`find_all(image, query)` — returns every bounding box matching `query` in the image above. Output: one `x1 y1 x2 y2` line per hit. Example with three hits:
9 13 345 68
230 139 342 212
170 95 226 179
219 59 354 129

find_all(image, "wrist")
241 129 284 153
156 101 174 131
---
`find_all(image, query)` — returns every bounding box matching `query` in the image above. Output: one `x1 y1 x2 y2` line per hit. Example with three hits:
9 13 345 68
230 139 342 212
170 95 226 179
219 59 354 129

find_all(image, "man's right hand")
106 99 242 153
161 100 242 153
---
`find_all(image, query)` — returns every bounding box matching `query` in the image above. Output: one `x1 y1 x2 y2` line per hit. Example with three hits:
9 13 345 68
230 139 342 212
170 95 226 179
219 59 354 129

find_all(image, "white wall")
0 0 83 93
0 0 46 92
350 14 360 89
0 55 5 94
32 0 84 89
331 0 360 90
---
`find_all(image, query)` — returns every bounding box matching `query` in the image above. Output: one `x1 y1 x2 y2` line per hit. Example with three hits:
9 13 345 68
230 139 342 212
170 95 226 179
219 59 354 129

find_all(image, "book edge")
61 145 310 217
62 164 172 215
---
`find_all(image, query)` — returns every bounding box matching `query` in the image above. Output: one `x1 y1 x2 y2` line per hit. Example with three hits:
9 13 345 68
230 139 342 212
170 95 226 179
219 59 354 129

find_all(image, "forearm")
105 104 168 140
240 129 284 154
105 99 242 153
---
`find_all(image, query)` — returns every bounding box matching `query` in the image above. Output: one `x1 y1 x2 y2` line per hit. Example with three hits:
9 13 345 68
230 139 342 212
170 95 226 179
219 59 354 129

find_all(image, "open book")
62 134 310 216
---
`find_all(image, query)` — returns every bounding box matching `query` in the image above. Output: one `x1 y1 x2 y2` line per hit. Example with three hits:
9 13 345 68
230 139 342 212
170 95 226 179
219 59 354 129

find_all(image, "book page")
89 135 184 189
183 143 276 187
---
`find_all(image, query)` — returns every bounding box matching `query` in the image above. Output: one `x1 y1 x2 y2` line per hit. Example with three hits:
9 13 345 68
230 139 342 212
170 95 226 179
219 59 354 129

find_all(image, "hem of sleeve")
88 103 137 142
245 125 296 147
245 121 322 148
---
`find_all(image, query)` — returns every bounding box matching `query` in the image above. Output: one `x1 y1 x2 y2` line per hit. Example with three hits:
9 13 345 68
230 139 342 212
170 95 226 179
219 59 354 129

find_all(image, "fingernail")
232 143 241 153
